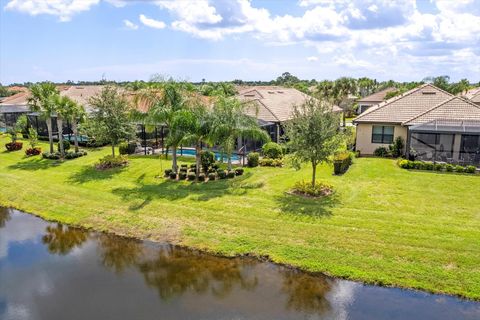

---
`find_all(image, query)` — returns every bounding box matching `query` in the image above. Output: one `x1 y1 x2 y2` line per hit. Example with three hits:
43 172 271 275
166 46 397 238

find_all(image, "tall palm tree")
134 82 193 172
212 97 270 170
28 82 59 153
61 97 86 153
53 95 71 157
180 104 215 178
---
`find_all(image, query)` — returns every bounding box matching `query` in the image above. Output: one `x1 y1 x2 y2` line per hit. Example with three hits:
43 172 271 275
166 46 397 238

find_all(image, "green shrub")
42 152 61 160
95 155 128 170
178 172 187 180
292 180 333 197
200 150 215 172
390 136 405 158
455 165 465 173
434 163 445 171
235 168 244 176
169 171 177 179
218 170 227 179
190 164 196 169
424 162 434 170
179 166 188 173
445 164 454 172
413 161 424 170
262 142 283 159
187 172 196 181
119 142 136 155
208 173 216 181
333 151 353 174
259 158 273 166
57 140 71 152
247 152 259 167
227 170 235 178
212 163 220 170
164 169 173 176
398 159 412 169
373 147 390 157
466 165 476 174
198 173 206 182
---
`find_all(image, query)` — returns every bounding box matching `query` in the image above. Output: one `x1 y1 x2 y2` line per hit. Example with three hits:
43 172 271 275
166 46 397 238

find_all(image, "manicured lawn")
1 135 479 300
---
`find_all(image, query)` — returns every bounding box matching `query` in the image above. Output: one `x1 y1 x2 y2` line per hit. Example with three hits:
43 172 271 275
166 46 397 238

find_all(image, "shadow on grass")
68 165 126 184
7 157 63 171
275 192 339 218
112 172 262 210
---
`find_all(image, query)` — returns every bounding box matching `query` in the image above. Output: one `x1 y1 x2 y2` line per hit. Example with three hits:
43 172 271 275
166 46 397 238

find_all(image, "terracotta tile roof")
357 87 397 103
237 86 341 122
353 84 453 124
463 87 480 104
403 96 480 125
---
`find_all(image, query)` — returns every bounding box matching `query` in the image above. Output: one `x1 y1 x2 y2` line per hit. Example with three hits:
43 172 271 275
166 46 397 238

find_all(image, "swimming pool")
168 149 241 162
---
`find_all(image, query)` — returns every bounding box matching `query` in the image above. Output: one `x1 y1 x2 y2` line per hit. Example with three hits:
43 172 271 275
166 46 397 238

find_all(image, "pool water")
1 208 479 320
168 149 241 161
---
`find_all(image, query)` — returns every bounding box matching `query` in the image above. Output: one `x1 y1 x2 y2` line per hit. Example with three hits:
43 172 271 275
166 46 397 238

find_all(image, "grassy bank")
1 135 479 300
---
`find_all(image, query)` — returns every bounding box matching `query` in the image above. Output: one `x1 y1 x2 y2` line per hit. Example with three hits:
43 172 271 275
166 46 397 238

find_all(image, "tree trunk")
195 143 201 179
172 145 178 172
46 117 54 153
111 143 115 157
71 118 79 153
57 117 64 157
312 161 317 188
227 154 232 171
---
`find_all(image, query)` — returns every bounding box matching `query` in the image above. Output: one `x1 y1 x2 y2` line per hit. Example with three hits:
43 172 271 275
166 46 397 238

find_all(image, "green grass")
1 135 480 300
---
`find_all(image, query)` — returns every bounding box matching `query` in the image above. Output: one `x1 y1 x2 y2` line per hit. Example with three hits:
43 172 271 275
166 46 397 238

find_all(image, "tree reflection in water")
281 269 332 315
137 246 258 300
0 207 11 228
42 223 88 255
98 234 144 274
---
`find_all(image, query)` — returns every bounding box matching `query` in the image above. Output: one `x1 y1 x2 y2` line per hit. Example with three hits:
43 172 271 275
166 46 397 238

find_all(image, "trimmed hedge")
247 152 259 167
259 158 283 167
119 142 136 155
262 142 283 159
398 159 477 174
333 151 353 175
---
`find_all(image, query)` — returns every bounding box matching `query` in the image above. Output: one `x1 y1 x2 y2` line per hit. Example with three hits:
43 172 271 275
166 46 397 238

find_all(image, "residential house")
353 83 480 166
237 86 341 144
464 87 480 106
356 87 397 114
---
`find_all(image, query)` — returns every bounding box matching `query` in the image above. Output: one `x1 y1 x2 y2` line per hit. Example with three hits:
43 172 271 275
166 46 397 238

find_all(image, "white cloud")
123 19 138 30
4 0 100 22
307 56 319 61
139 14 166 29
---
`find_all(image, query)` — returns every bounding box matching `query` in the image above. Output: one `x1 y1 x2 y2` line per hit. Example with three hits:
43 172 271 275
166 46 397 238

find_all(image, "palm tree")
180 104 215 178
28 82 59 153
134 82 193 172
212 97 270 170
60 97 86 153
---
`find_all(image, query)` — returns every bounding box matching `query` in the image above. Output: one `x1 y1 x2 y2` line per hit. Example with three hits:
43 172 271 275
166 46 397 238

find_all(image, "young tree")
88 86 135 156
212 97 270 170
28 82 59 153
60 97 86 152
284 98 343 187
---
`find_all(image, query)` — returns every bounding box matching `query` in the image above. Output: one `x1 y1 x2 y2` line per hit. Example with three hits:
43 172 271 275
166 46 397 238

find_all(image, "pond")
1 207 479 320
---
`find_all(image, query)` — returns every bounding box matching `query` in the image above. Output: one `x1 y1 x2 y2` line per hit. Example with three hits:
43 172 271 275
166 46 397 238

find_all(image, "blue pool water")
168 149 241 161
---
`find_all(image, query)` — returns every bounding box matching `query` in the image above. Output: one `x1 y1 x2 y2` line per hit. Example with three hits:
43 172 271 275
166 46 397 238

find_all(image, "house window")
372 125 394 144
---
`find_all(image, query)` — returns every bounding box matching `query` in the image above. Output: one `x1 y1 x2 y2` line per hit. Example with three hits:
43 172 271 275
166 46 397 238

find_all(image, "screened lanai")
409 119 480 166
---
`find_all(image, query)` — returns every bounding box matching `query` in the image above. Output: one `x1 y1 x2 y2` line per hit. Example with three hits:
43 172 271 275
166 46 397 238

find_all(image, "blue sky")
1 0 479 84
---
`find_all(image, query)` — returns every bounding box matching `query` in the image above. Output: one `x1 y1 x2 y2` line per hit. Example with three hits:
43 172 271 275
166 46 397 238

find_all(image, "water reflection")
0 207 11 228
42 224 87 255
1 208 479 320
137 247 258 300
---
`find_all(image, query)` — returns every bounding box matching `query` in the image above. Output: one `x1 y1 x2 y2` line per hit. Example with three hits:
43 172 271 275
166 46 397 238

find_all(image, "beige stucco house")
353 84 480 166
356 87 397 114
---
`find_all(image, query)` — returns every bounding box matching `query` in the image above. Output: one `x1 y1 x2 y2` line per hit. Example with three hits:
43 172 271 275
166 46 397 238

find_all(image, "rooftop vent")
277 91 284 93
268 91 275 94
422 91 436 95
244 94 255 97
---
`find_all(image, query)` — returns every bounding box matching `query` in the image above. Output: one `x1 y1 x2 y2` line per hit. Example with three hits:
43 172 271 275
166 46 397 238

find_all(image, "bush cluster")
292 180 333 197
398 159 477 174
200 150 215 172
119 142 137 155
374 146 390 157
5 142 23 151
95 155 129 170
25 147 42 156
65 150 87 159
373 137 405 158
262 142 283 159
247 152 259 167
333 151 353 175
57 140 71 152
42 152 61 160
259 158 283 167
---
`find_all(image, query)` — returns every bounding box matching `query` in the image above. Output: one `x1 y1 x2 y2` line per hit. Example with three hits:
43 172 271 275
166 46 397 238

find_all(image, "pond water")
1 208 479 320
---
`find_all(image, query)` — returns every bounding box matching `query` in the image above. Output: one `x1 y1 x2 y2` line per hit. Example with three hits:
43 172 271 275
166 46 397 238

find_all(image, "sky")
0 0 479 84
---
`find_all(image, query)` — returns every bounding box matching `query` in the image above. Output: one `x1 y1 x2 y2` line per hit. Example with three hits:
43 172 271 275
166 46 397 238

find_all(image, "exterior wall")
355 123 407 155
357 103 374 114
